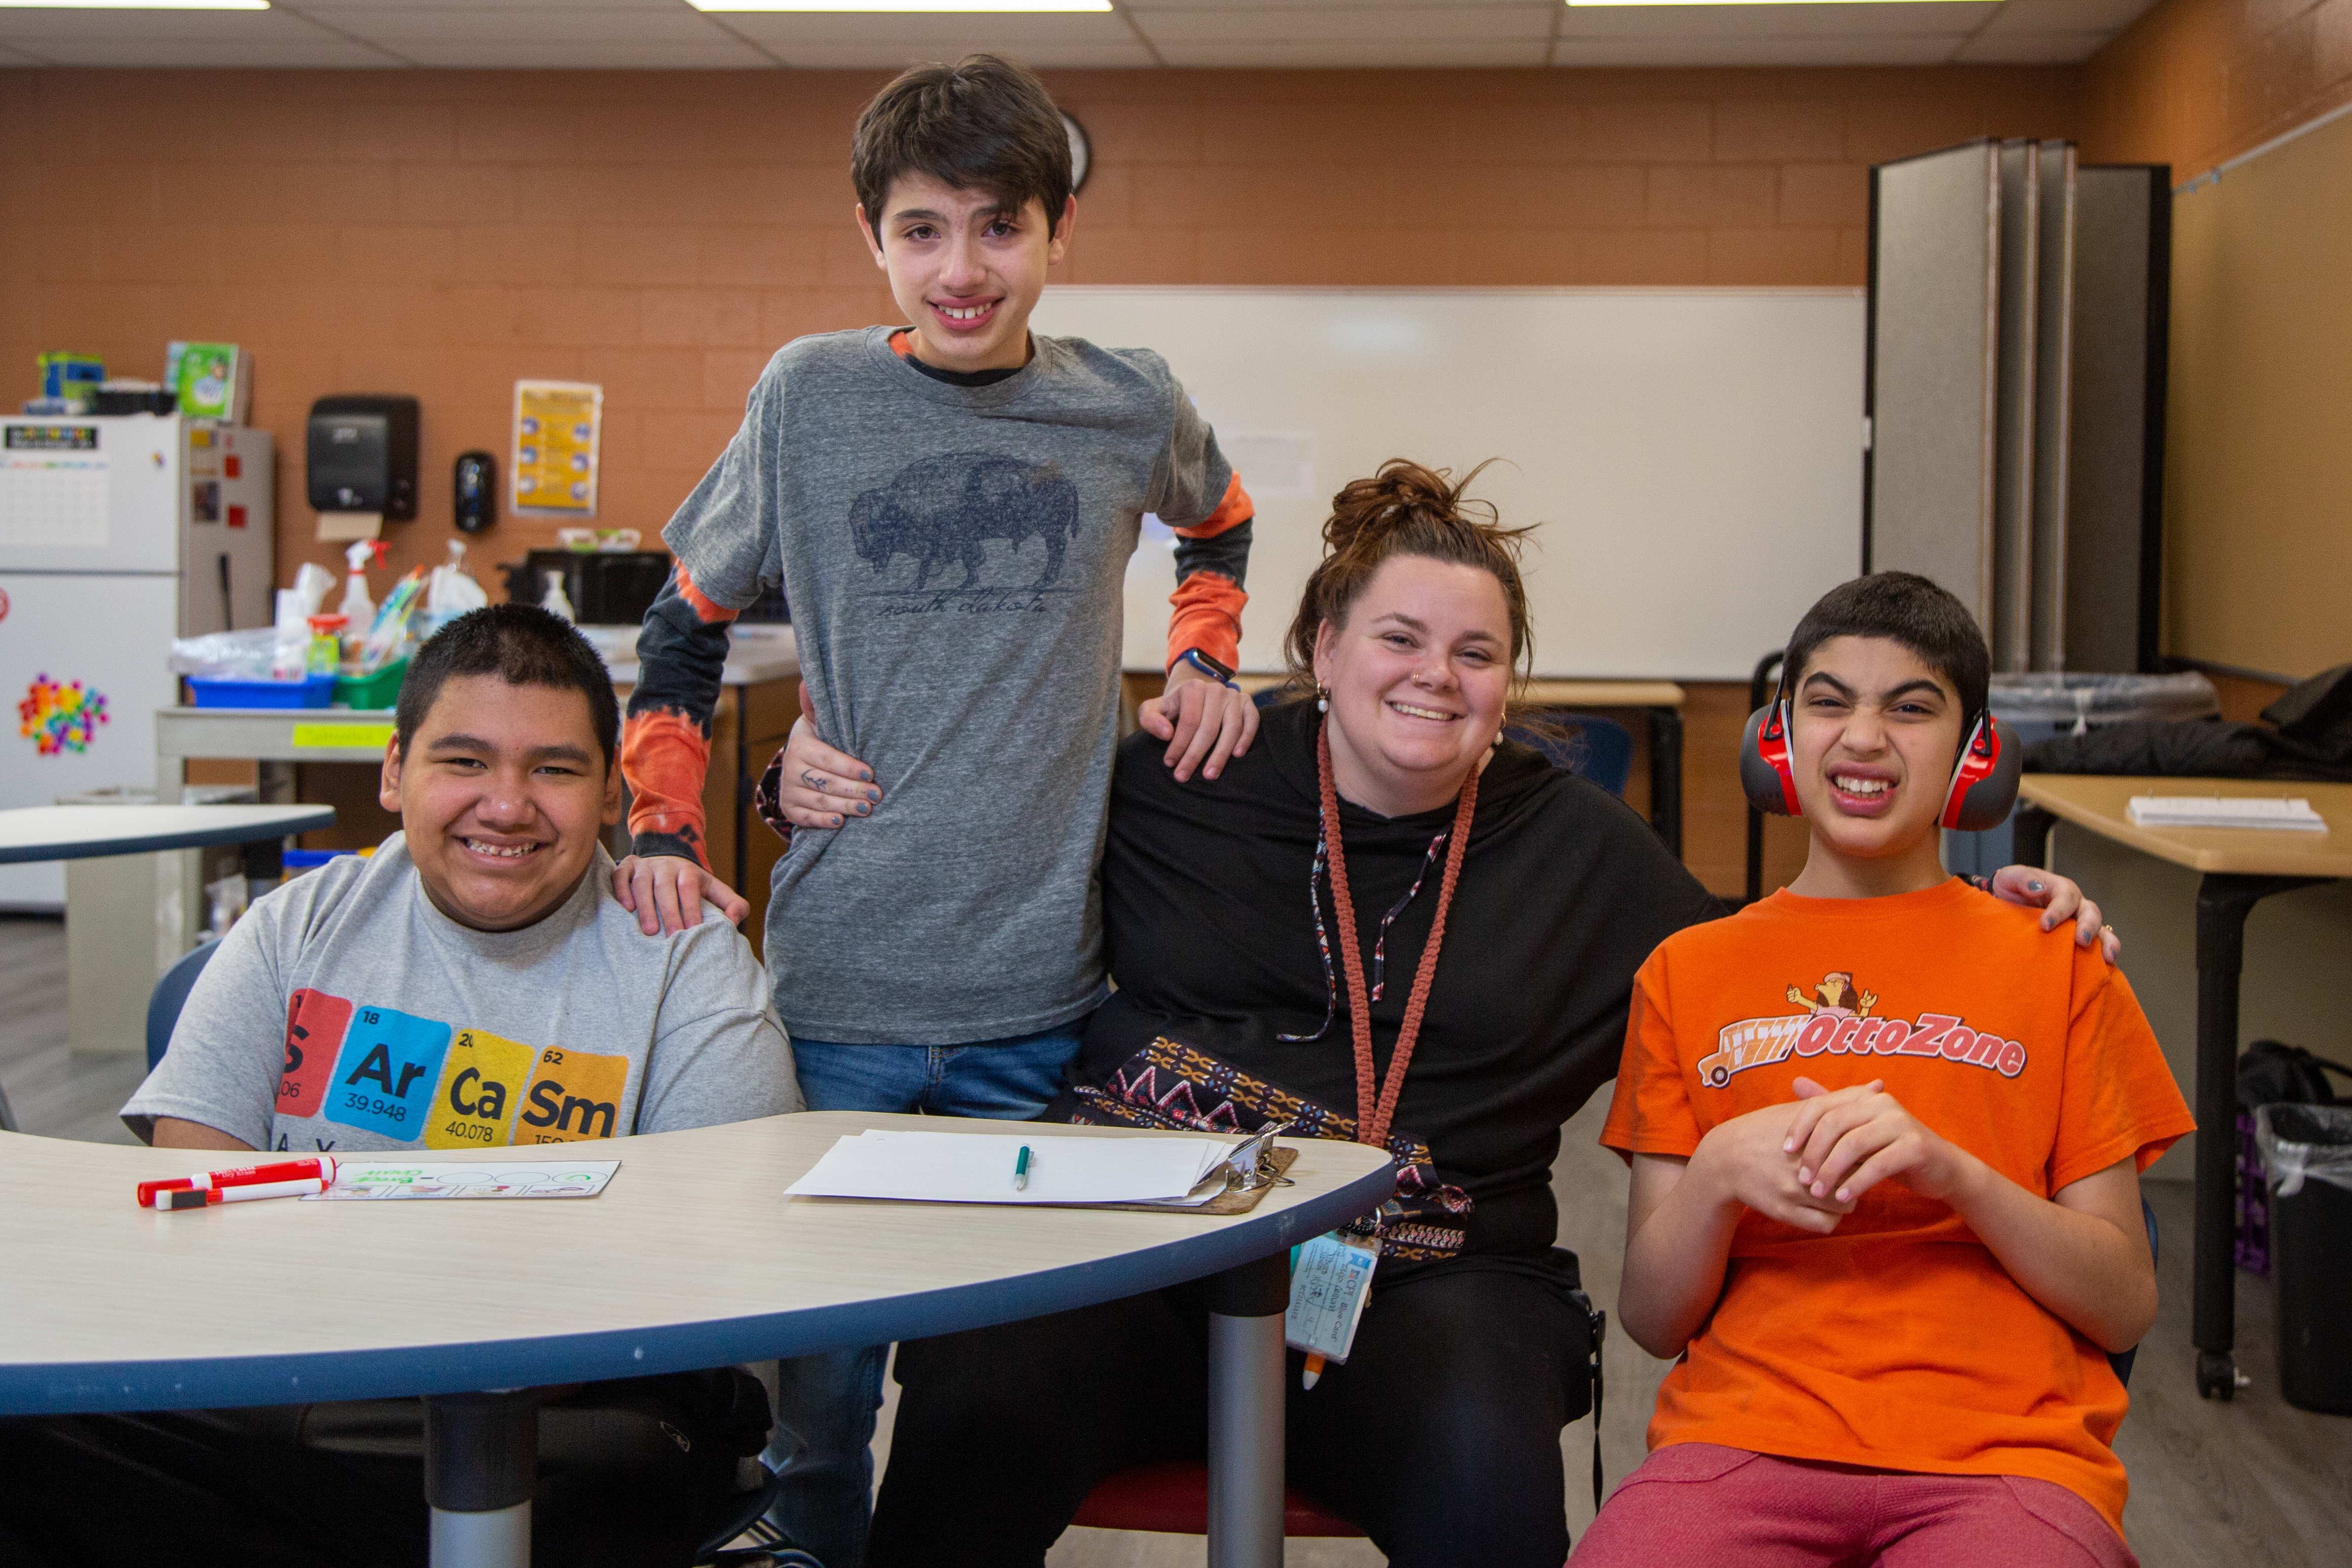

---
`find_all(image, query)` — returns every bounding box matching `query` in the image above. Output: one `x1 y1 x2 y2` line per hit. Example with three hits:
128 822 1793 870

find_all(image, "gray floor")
5 913 2347 1565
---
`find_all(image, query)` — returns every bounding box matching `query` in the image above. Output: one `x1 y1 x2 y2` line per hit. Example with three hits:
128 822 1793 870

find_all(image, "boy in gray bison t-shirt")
609 55 1261 1568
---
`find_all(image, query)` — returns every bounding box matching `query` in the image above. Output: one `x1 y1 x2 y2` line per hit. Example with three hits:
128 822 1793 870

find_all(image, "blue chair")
2110 1196 2160 1389
1511 711 1634 799
145 940 219 1071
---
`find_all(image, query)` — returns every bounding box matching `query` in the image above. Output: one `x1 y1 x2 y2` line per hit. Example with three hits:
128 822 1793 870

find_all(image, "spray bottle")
340 541 386 629
540 568 576 623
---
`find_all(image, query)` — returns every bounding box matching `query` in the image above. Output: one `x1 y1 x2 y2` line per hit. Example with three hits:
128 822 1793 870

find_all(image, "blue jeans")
767 1024 1086 1568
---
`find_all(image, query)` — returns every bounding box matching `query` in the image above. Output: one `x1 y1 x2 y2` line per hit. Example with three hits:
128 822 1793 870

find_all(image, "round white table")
0 803 333 865
0 1111 1394 1567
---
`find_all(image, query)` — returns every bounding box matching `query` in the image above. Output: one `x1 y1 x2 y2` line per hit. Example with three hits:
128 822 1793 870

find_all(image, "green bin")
333 657 406 710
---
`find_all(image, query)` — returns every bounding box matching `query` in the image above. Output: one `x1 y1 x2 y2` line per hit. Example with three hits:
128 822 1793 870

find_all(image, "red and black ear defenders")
1740 673 2022 832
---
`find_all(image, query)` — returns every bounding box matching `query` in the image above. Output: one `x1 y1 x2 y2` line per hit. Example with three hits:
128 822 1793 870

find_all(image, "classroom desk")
2013 775 2352 1401
0 804 332 865
0 803 332 1133
0 1112 1394 1568
1209 674 1689 854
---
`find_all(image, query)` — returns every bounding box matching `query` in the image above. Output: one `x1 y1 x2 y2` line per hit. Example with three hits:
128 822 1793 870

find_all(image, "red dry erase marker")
150 1177 328 1210
136 1156 336 1208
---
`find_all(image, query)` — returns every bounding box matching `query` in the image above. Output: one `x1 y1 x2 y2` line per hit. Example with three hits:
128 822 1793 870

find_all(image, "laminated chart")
511 380 602 517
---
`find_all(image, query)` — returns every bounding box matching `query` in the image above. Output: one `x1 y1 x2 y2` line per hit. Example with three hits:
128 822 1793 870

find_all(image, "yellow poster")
511 380 602 517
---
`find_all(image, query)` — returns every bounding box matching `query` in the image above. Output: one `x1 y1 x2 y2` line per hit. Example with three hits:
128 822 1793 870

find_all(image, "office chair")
1071 1460 1364 1539
148 940 221 1071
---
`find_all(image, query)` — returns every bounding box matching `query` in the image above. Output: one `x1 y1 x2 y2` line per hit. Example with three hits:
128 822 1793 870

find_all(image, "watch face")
1186 649 1235 682
1063 111 1092 194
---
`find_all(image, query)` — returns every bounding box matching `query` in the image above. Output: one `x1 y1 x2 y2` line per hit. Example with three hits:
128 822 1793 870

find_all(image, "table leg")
424 1390 537 1568
1205 1251 1290 1568
1646 708 1683 860
2190 874 2327 1400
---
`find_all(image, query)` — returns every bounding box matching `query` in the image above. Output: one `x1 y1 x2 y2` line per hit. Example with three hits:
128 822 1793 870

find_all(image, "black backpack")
2238 1039 2352 1110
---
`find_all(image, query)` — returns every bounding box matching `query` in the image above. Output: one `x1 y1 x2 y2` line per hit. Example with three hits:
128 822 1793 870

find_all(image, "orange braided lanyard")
1316 718 1479 1150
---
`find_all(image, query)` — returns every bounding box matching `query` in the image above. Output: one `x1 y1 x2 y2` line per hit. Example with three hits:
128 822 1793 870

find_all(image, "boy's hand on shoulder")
1140 666 1260 783
1783 1075 1979 1207
613 853 749 936
774 713 881 829
1986 865 2122 963
1691 1100 1857 1235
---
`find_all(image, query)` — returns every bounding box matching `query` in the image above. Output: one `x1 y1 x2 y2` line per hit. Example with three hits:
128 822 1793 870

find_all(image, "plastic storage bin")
1946 672 2221 877
332 658 406 710
186 673 336 709
2255 1103 2352 1413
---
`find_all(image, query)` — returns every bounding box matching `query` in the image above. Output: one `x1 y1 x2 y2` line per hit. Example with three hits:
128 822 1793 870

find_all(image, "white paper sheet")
785 1131 1231 1206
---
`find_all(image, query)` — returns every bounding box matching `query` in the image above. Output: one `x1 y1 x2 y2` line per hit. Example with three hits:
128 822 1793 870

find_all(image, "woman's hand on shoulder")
1985 865 2121 963
1139 667 1260 783
612 853 748 936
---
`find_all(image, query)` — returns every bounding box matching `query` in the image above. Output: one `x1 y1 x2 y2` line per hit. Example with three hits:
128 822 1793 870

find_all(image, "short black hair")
395 605 618 772
852 54 1072 240
1783 571 1991 721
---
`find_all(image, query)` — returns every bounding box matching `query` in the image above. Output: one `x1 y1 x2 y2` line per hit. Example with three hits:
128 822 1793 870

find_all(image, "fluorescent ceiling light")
0 2 268 9
689 2 1112 12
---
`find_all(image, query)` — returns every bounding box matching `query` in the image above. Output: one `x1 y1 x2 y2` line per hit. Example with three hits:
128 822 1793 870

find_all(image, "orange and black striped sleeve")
1166 472 1253 673
619 562 739 868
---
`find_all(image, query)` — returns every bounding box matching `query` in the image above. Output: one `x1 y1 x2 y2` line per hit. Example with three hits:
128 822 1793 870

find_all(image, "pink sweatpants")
1570 1444 2137 1568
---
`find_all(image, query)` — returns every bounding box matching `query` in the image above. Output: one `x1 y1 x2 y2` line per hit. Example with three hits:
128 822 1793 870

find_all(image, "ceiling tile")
1557 2 1997 40
1972 0 2157 33
0 8 358 43
3 38 401 68
1551 34 1966 66
382 40 777 67
1131 5 1551 43
754 40 1158 70
1951 27 2114 60
1154 39 1552 64
314 8 746 45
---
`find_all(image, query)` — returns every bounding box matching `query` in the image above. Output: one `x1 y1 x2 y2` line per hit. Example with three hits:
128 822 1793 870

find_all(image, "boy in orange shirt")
1583 572 2192 1567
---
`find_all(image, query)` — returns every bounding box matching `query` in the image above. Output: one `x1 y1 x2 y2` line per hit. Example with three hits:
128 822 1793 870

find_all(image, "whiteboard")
1026 287 1866 679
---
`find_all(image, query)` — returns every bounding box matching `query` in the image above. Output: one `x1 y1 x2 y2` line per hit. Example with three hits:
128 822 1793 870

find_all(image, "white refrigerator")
0 414 275 909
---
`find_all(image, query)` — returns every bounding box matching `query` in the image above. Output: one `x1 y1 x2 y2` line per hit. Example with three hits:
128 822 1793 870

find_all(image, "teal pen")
1013 1145 1033 1192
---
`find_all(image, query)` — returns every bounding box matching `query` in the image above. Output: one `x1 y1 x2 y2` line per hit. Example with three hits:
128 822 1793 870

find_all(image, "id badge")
1285 1229 1379 1363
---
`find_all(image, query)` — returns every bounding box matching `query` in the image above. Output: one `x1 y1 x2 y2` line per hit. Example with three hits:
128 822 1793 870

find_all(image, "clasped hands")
1694 1076 1980 1236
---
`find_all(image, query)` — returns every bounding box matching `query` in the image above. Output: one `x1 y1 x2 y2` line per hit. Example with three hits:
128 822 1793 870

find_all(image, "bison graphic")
848 453 1081 590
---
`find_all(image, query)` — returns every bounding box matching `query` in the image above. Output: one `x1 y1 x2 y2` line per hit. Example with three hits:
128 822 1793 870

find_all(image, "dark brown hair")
1284 458 1537 691
397 604 618 773
852 55 1072 239
1783 570 1991 722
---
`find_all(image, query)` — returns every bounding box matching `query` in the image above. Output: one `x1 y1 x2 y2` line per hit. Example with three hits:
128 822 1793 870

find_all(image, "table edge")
0 807 336 866
2018 776 2352 877
0 1156 1394 1414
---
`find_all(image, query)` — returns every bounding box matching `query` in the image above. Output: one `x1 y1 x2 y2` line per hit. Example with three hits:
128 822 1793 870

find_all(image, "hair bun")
1324 459 1471 553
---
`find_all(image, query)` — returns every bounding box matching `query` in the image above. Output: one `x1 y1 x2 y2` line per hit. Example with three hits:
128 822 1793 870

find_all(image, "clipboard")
1091 1124 1301 1216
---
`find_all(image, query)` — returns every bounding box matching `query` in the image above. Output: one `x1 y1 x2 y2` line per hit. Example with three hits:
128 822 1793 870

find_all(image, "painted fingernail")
2028 879 2044 892
859 770 872 782
867 789 880 801
855 802 870 815
830 815 843 826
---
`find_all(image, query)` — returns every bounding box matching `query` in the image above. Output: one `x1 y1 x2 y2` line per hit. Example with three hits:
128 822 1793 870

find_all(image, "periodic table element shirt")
1601 878 2193 1537
663 326 1236 1045
122 835 802 1155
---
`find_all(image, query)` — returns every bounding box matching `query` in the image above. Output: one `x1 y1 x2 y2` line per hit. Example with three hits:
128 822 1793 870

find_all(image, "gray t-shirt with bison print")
663 326 1234 1045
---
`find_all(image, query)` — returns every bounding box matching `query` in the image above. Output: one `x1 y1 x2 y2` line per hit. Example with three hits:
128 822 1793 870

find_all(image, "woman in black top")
866 461 2108 1568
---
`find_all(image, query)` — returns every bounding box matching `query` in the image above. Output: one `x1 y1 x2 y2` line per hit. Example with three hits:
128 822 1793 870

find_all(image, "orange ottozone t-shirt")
1600 879 2194 1536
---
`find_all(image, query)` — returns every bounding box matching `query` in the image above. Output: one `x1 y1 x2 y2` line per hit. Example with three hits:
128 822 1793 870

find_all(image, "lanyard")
1316 718 1479 1150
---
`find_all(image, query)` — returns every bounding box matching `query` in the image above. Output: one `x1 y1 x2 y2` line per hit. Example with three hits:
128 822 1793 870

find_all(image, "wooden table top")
0 1112 1393 1414
2018 775 2352 878
0 804 334 865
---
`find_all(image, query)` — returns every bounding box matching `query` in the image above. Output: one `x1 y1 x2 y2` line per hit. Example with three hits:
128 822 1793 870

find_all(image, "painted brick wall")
2081 0 2352 177
0 64 2075 592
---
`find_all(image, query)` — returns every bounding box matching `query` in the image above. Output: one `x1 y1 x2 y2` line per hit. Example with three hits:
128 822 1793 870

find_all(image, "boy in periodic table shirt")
1583 573 2193 1568
123 604 800 1158
607 54 1258 1566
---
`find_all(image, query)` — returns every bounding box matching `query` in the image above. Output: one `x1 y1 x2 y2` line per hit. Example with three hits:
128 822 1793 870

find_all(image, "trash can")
1945 672 2220 877
2255 1103 2352 1414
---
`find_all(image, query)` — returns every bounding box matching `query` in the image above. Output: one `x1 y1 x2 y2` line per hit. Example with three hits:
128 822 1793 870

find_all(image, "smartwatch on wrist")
1174 648 1240 688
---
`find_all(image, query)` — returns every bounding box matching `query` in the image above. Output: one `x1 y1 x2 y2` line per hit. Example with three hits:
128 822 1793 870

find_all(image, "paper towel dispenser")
307 395 419 520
